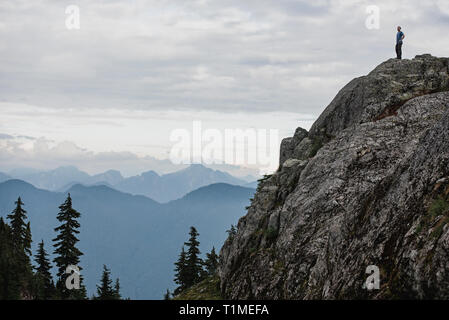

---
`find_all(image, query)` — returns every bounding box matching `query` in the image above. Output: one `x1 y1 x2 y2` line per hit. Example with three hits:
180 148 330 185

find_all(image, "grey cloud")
0 0 447 119
0 136 261 177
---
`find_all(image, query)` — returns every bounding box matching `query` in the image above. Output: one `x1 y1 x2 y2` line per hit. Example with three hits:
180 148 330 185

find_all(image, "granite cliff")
219 54 449 299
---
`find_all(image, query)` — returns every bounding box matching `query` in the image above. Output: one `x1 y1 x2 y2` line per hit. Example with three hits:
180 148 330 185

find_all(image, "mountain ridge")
0 179 255 299
219 54 449 299
5 164 252 203
114 164 248 202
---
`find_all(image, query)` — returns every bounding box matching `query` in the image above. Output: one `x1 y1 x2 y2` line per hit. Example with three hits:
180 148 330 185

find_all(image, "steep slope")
219 54 449 299
0 180 254 299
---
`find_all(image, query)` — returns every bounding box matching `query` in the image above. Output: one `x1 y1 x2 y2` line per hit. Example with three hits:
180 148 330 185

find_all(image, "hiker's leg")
398 43 402 59
395 44 399 58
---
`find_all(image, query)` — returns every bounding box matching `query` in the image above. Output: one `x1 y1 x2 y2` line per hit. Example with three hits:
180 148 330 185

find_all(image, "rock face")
219 55 449 299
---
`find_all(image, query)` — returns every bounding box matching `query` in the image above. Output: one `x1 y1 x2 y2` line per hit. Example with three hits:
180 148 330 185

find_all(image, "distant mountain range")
3 164 258 203
0 172 11 183
8 166 123 192
113 164 249 202
0 179 255 299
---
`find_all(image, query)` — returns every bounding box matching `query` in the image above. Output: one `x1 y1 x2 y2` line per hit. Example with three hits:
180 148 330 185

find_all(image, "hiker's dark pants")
395 42 402 59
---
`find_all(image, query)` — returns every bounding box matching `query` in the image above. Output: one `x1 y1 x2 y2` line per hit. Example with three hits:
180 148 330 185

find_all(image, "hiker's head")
397 26 401 32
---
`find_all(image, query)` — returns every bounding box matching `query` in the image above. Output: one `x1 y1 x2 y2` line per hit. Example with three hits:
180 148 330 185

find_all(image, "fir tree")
204 247 219 276
52 194 86 299
173 246 188 295
163 289 172 300
7 197 28 248
96 265 119 300
226 224 237 239
0 217 22 299
6 198 33 298
183 226 203 288
24 222 32 257
34 240 54 299
113 278 122 300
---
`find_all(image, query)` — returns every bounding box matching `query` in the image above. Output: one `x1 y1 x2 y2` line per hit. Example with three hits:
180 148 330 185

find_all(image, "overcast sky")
0 0 448 175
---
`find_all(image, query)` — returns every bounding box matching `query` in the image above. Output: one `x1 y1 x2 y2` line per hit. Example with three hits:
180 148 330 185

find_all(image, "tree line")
0 195 122 300
167 226 219 299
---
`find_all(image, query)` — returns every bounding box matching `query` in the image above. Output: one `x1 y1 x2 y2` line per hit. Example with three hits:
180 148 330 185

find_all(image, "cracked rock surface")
219 55 449 299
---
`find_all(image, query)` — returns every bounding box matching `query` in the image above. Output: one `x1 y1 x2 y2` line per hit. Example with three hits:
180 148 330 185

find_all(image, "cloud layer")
2 0 447 113
0 0 447 173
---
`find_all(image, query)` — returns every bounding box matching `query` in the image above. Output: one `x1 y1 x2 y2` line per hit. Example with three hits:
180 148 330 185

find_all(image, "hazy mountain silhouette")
114 164 248 202
244 181 258 189
0 179 254 299
8 164 250 202
0 172 11 183
11 166 92 191
57 169 124 192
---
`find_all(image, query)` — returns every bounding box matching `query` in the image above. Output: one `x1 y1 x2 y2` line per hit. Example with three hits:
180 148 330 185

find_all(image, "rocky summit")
219 54 449 299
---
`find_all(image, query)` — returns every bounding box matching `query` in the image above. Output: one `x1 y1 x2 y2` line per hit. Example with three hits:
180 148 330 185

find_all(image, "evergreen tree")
173 246 188 295
0 217 22 299
6 198 33 298
204 247 219 276
113 278 122 300
183 226 203 288
7 197 28 248
24 222 32 257
34 240 54 299
226 224 237 239
52 194 86 299
96 265 119 300
163 289 171 300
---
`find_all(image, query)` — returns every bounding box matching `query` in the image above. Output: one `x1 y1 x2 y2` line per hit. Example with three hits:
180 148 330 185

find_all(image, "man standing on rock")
395 26 405 59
